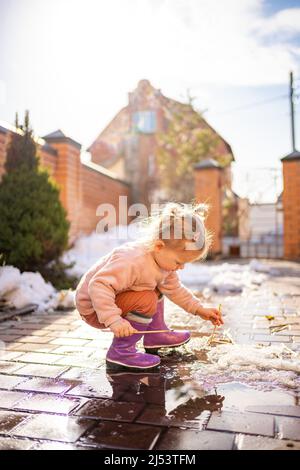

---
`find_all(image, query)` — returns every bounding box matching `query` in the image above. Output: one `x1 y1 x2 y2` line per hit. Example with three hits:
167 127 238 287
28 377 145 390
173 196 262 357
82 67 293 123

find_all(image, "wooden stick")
206 303 222 346
207 325 217 346
131 329 173 334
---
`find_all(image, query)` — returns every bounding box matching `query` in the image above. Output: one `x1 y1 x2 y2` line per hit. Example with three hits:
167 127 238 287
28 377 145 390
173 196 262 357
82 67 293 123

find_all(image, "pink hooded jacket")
75 241 201 328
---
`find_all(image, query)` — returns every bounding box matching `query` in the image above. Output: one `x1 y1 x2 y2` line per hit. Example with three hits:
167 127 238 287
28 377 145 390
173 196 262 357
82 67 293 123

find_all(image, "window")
132 111 156 134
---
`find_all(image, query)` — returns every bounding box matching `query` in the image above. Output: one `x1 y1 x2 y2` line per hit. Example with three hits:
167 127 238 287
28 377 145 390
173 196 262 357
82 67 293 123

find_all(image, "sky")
0 0 300 202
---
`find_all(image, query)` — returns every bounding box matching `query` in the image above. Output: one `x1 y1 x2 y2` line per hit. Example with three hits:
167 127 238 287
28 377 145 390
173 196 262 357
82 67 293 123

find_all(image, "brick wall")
194 159 223 254
281 152 300 260
78 162 131 236
0 125 131 243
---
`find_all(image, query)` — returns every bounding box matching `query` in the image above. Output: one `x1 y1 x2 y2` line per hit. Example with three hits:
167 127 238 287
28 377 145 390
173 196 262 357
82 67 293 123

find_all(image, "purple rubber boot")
143 298 191 353
106 319 161 370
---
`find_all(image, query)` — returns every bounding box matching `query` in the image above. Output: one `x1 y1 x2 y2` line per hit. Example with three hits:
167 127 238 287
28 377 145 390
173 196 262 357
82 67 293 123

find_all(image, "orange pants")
83 289 160 329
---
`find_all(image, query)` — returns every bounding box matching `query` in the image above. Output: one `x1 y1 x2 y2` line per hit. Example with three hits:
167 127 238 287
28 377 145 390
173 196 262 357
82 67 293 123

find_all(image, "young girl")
75 203 223 370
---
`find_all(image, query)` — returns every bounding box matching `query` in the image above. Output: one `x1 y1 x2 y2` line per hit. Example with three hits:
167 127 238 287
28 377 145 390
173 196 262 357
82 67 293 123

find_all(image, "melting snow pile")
179 260 278 294
0 266 75 312
62 225 141 277
192 340 300 390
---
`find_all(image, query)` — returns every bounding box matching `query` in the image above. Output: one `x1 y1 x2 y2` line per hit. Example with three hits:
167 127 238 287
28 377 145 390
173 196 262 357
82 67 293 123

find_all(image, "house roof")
162 97 235 162
194 158 222 170
82 159 131 186
43 129 82 150
88 80 235 164
0 120 57 155
281 149 300 161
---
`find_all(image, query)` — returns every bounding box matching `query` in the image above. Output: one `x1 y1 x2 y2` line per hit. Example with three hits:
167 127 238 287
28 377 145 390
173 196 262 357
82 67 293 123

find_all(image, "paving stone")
5 342 25 351
11 363 68 378
0 335 21 342
0 437 33 450
237 434 300 450
280 329 300 336
87 339 113 349
246 405 300 418
74 399 144 422
2 328 48 336
63 330 101 340
50 345 95 357
31 441 82 450
43 324 77 331
51 317 78 325
250 328 271 334
15 352 65 365
253 334 292 342
207 411 274 436
0 390 30 408
0 361 25 373
11 414 94 442
277 417 300 440
88 351 107 361
41 330 76 338
156 428 234 450
137 404 211 429
23 329 51 337
49 338 90 347
80 421 162 450
54 356 103 368
0 351 23 360
11 343 58 353
13 318 38 323
14 393 82 414
14 377 74 394
17 336 51 344
71 319 84 327
0 410 30 433
66 378 115 400
0 329 30 336
60 367 106 381
17 322 51 328
0 374 27 390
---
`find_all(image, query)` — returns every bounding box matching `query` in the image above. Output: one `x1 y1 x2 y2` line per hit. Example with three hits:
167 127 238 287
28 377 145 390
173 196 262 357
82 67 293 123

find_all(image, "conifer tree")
0 112 70 272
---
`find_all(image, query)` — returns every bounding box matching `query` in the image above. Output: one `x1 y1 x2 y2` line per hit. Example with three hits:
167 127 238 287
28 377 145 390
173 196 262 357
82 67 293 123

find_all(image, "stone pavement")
0 259 299 450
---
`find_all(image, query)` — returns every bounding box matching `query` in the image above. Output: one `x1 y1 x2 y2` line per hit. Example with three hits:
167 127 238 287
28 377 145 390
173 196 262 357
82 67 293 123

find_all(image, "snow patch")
179 261 269 294
192 341 300 390
0 266 21 296
62 225 140 277
0 266 75 312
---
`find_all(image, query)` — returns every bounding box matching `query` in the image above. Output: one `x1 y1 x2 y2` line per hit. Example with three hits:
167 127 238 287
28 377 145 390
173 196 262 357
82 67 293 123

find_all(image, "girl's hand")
109 318 138 337
195 306 224 326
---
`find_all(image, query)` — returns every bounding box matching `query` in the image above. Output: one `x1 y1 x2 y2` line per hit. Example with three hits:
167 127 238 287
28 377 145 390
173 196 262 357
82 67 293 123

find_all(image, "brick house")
0 80 235 253
89 79 235 207
0 122 131 243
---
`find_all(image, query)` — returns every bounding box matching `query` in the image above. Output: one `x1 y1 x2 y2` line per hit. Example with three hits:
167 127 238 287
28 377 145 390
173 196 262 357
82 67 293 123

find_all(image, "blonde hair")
138 202 213 261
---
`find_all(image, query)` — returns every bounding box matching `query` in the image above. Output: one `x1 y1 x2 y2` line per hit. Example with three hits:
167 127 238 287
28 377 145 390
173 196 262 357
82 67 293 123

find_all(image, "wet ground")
0 259 300 450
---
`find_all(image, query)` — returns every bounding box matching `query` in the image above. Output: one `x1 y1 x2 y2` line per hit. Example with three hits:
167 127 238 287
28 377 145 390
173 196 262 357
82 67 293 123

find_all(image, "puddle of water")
211 382 295 413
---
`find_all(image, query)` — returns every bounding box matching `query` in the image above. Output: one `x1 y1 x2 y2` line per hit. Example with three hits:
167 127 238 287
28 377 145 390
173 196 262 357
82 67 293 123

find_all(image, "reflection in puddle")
103 362 297 427
212 382 295 412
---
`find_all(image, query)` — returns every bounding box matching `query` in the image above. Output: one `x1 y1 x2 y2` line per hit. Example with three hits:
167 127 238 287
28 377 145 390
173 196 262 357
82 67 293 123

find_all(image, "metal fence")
223 235 283 259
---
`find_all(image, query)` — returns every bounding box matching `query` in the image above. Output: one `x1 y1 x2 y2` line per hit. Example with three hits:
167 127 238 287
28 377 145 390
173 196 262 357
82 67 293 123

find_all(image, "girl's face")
152 241 200 272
